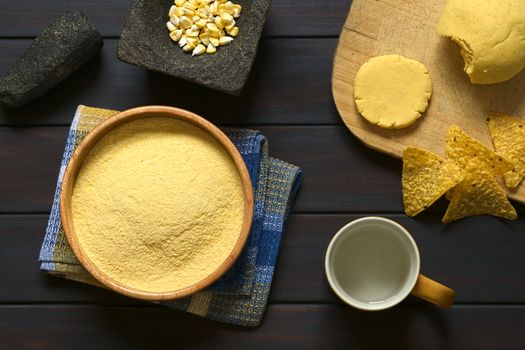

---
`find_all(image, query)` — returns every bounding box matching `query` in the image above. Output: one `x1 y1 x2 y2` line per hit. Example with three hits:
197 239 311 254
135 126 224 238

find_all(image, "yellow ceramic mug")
325 217 455 310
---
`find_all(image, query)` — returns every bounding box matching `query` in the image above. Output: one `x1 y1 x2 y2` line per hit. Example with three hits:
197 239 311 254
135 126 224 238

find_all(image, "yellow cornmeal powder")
71 117 245 293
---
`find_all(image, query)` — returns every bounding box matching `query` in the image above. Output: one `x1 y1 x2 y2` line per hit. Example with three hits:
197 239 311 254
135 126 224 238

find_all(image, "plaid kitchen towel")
38 105 302 327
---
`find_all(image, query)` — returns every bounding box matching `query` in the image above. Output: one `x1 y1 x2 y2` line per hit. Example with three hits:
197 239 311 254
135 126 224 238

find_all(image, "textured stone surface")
117 0 271 95
0 11 103 108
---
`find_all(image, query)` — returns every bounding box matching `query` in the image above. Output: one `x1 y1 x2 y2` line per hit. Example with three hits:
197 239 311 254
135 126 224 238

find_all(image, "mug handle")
411 274 456 308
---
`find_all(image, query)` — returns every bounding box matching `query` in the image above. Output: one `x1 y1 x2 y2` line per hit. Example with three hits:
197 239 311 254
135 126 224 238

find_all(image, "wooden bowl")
60 106 254 301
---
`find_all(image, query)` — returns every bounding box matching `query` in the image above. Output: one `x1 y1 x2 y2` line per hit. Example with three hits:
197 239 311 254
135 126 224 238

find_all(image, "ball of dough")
353 55 432 129
437 0 525 84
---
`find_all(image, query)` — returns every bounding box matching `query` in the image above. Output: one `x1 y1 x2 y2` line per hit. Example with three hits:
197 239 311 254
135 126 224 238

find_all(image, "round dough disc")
353 55 432 129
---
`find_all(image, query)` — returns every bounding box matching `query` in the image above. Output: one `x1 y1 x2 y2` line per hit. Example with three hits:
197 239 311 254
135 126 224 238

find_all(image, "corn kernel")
186 37 200 46
186 28 199 37
209 22 219 30
179 35 188 47
175 7 184 16
232 4 241 17
224 22 235 31
175 0 185 6
182 44 194 52
210 1 219 13
195 10 208 19
214 16 224 29
170 16 180 26
169 5 178 17
184 2 196 10
183 8 195 16
227 26 238 37
169 29 183 42
207 29 220 37
195 18 208 28
199 33 210 45
179 16 193 29
192 44 206 56
220 12 234 25
167 21 177 32
206 43 217 54
209 37 219 46
206 23 220 37
219 35 233 46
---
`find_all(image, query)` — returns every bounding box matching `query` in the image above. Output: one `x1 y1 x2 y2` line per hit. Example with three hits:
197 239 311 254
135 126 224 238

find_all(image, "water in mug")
332 227 412 304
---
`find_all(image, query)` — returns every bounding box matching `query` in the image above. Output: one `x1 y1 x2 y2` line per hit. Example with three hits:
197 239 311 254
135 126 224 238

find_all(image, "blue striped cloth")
38 105 302 327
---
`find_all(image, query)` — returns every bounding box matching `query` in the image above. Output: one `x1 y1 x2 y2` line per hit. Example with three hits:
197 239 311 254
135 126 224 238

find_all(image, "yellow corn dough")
437 0 525 84
71 117 245 293
354 55 432 129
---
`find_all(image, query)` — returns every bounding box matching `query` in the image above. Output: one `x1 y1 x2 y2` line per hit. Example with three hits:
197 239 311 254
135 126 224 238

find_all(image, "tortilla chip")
446 124 513 176
446 158 494 200
446 186 456 201
402 147 463 217
442 167 517 223
487 113 525 188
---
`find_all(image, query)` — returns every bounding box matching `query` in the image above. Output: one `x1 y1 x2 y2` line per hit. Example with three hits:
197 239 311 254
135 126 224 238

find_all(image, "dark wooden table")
2 1 525 349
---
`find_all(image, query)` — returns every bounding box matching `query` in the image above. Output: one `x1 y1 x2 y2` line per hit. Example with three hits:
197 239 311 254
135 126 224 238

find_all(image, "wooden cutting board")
332 0 525 204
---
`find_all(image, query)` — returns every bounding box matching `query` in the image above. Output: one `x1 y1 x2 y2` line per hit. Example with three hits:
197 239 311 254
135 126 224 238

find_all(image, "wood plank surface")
0 39 339 126
3 214 525 304
1 304 525 350
0 0 523 347
0 0 350 38
332 0 525 202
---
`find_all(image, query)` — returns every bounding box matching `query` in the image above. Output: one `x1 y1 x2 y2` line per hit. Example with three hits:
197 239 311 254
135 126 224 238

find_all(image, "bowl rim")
59 105 254 301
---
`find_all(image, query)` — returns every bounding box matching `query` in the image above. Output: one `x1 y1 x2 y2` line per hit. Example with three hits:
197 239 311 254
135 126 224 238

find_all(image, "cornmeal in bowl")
71 117 245 293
